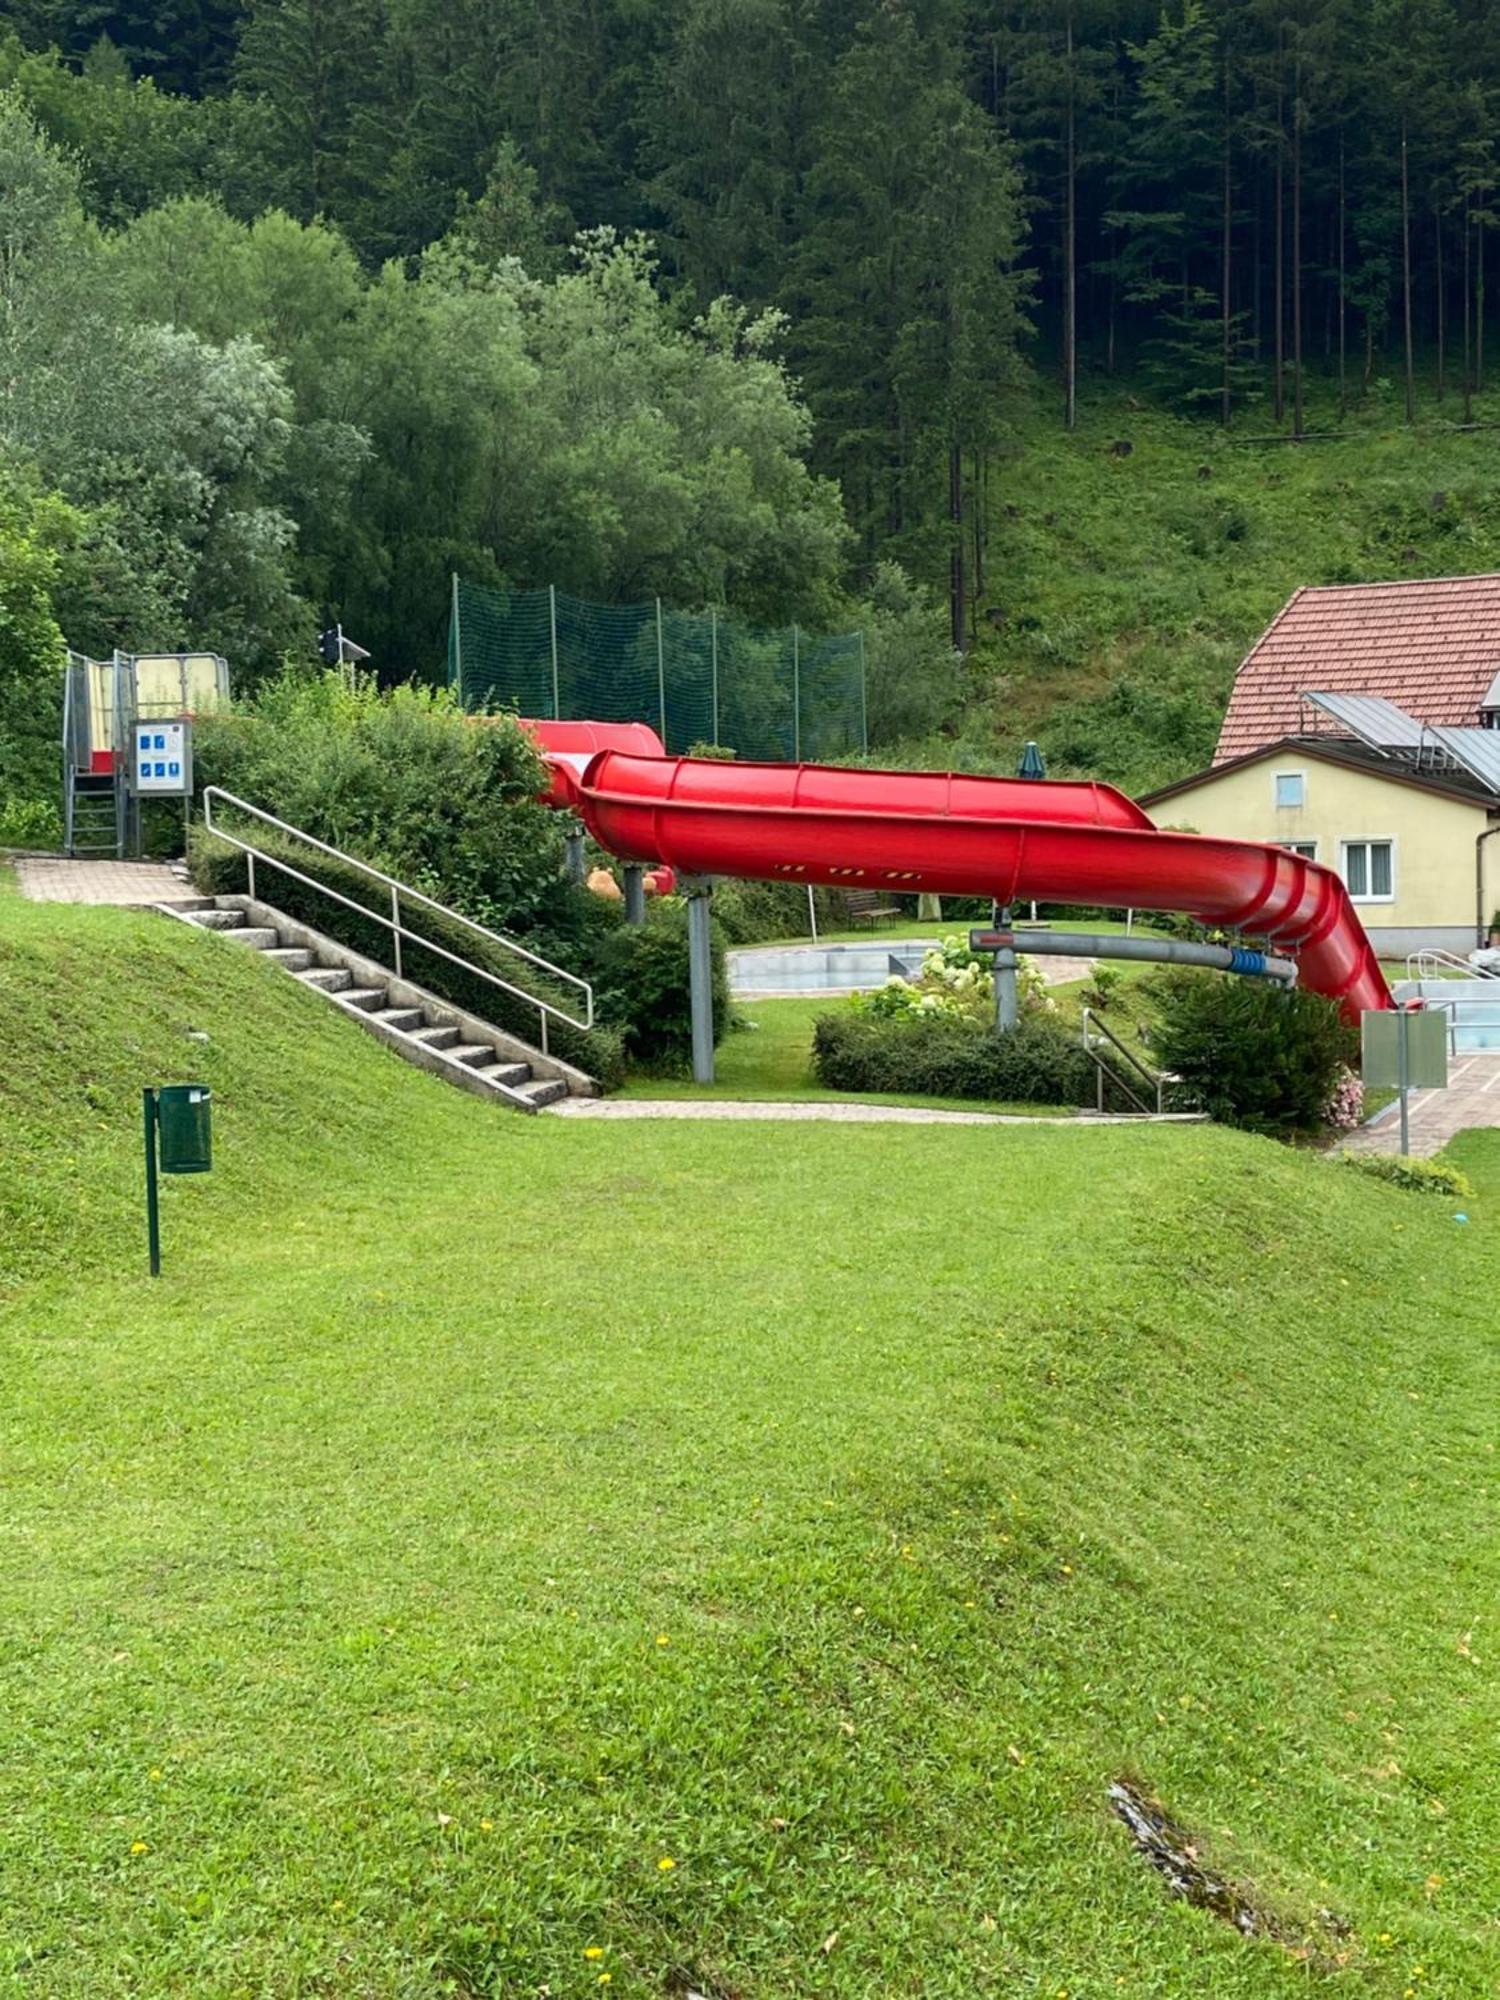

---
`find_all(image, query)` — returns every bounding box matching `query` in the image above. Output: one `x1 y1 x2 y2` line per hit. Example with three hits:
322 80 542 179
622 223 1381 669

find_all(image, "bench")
844 887 903 928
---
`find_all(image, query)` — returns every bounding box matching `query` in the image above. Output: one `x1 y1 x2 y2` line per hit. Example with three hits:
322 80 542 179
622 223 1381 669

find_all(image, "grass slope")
951 382 1500 793
3 893 1499 1997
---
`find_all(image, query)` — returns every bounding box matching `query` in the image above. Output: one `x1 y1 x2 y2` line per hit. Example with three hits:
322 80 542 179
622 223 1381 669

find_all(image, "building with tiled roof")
1215 574 1500 765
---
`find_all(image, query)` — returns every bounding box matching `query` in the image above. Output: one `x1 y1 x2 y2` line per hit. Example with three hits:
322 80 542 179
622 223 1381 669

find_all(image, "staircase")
162 897 593 1112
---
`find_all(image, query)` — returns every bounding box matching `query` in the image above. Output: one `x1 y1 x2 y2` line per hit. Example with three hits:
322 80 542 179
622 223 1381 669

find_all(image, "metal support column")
684 875 716 1084
656 597 667 746
549 584 561 720
792 623 801 762
711 606 720 747
1398 1005 1411 1157
564 822 586 884
993 905 1019 1035
857 629 868 754
623 864 646 924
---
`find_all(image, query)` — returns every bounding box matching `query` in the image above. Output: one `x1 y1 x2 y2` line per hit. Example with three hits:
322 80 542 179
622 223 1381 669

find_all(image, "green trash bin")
156 1084 212 1174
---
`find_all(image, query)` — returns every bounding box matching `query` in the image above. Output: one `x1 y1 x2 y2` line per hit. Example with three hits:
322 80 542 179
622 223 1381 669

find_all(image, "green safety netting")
448 580 867 761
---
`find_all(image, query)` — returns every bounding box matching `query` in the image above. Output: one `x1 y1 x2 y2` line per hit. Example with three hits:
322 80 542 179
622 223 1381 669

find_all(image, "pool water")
728 940 928 997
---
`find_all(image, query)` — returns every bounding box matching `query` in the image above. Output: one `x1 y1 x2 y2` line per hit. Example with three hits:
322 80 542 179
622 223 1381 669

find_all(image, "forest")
4 0 1500 832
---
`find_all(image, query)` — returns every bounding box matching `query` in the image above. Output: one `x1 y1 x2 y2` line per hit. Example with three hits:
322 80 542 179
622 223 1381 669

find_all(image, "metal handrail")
1081 1006 1168 1115
201 787 593 1055
1404 946 1500 982
1418 995 1461 1056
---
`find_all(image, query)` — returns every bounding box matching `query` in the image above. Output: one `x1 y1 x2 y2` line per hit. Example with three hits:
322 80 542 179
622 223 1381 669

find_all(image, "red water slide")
524 721 1391 1020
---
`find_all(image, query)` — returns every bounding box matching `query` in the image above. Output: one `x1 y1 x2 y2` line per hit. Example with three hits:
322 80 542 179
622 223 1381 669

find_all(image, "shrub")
1146 970 1358 1136
712 877 843 945
1081 964 1124 1011
811 1008 1098 1106
593 901 729 1070
1341 1154 1476 1201
193 667 573 937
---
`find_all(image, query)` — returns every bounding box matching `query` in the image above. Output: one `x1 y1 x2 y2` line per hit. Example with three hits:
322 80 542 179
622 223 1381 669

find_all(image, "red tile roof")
1215 574 1500 763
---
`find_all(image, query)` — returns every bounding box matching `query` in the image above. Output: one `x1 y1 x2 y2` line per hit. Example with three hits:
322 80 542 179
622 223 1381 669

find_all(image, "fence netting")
448 579 866 761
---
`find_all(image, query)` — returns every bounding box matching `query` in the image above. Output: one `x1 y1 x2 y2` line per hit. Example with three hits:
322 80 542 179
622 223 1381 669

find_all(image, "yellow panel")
133 654 229 717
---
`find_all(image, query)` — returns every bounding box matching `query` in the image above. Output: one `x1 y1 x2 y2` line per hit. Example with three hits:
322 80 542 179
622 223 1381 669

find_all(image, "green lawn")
4 893 1500 1997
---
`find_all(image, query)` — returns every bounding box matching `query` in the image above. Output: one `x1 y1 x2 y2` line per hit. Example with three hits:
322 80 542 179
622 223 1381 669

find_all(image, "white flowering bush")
859 934 1053 1024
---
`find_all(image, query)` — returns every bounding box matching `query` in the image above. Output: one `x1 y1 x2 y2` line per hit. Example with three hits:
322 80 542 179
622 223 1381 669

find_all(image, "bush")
811 1008 1098 1106
1341 1154 1476 1201
594 902 729 1071
193 667 574 937
1146 970 1358 1136
711 877 844 945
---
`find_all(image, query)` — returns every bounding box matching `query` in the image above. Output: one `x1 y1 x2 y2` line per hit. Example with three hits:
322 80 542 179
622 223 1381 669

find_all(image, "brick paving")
1343 1051 1500 1157
13 857 199 906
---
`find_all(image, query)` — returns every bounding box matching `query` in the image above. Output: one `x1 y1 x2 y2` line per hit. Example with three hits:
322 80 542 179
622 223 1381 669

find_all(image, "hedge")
811 1009 1102 1107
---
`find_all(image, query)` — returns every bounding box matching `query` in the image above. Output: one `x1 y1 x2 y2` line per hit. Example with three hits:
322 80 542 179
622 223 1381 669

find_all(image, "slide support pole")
683 875 716 1084
564 822 586 884
994 905 1019 1035
623 864 646 924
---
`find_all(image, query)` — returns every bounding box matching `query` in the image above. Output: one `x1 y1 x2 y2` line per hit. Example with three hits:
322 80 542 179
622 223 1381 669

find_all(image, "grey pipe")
971 928 1299 988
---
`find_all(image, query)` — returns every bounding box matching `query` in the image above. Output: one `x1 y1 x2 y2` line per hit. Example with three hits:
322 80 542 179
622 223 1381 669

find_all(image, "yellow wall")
1160 753 1490 934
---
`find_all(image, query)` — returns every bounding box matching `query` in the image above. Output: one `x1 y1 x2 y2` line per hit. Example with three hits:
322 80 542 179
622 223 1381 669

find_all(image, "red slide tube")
522 725 1391 1021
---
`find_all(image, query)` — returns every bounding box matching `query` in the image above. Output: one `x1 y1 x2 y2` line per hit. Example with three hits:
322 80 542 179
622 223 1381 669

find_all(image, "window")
1274 771 1306 808
1279 840 1318 860
1341 839 1394 901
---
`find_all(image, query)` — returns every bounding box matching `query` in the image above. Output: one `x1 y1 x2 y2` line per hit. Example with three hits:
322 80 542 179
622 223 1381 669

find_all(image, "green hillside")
957 387 1500 794
3 884 1499 1995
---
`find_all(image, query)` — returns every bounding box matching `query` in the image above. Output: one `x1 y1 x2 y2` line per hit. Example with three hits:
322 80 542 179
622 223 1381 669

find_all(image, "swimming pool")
727 940 928 997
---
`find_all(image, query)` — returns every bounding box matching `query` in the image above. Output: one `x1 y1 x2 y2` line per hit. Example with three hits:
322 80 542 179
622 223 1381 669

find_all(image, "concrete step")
265 946 314 972
373 1005 426 1033
514 1076 569 1108
340 988 390 1012
411 1024 461 1051
182 908 247 931
298 966 353 994
448 1042 498 1069
225 927 280 951
472 1061 532 1089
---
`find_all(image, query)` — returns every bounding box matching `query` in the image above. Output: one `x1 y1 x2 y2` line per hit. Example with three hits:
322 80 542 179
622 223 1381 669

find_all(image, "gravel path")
548 1098 1201 1126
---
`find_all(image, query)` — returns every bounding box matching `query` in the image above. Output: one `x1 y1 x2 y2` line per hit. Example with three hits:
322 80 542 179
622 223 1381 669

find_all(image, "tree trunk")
971 447 984 601
949 436 965 654
1338 132 1347 414
1401 123 1415 423
1478 188 1486 392
1273 57 1285 424
1435 202 1445 401
1221 51 1233 428
1463 212 1474 422
1292 52 1303 438
1064 7 1077 431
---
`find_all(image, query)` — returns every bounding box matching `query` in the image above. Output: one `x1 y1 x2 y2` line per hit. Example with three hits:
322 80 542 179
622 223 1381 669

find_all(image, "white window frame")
1340 836 1396 904
1273 769 1307 809
1276 838 1318 861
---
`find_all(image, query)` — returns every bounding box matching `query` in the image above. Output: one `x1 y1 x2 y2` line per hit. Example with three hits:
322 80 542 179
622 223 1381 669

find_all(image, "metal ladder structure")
61 654 125 858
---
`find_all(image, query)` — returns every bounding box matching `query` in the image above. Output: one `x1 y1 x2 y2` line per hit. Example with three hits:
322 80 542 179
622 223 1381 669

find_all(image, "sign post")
1361 1008 1448 1154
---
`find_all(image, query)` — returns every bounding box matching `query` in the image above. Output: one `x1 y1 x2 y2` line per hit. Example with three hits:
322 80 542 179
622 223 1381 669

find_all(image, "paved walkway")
13 857 199 906
1344 1051 1500 1157
549 1098 1202 1127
